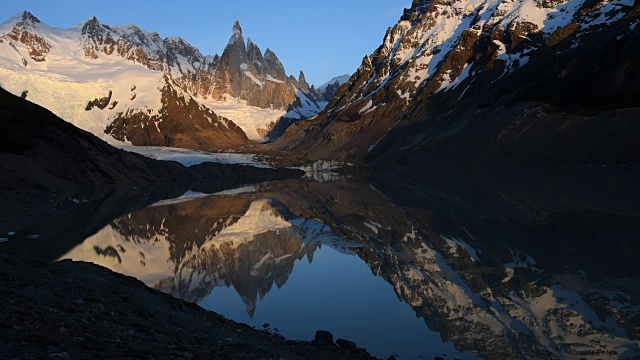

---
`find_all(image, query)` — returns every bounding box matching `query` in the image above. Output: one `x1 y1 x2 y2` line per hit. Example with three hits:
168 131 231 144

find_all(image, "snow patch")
198 94 285 142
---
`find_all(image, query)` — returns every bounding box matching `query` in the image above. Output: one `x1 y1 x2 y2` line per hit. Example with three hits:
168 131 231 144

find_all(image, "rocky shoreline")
0 254 376 359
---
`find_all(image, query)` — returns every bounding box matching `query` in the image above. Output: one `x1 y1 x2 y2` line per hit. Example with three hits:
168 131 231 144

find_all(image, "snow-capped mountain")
274 0 640 165
0 12 332 146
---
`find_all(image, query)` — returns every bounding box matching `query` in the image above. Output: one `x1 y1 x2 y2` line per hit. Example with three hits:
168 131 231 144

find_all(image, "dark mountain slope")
274 0 640 168
370 5 640 169
0 86 168 192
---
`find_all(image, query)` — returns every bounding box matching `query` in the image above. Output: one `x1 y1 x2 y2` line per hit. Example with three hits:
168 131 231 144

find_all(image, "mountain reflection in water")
55 171 639 360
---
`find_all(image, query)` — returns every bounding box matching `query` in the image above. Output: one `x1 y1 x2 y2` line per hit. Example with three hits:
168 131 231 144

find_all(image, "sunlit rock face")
274 0 640 166
0 13 334 144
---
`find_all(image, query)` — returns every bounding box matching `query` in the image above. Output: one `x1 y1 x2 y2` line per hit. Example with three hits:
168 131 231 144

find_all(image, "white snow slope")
0 12 328 143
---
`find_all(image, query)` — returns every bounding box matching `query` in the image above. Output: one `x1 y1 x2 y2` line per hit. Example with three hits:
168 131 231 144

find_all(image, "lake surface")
3 170 640 359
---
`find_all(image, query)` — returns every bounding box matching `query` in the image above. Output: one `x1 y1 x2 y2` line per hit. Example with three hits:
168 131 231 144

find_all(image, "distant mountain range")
0 12 346 147
275 0 640 167
1 0 638 166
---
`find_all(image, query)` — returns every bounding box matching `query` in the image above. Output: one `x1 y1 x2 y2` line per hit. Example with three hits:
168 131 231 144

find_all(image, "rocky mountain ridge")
0 12 335 146
274 0 640 166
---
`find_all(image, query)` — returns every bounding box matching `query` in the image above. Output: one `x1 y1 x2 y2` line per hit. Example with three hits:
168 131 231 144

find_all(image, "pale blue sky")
0 1 408 86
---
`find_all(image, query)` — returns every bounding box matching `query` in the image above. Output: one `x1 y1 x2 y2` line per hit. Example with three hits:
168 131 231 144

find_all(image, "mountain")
274 0 640 167
317 74 351 99
0 86 303 233
263 74 350 141
0 12 333 146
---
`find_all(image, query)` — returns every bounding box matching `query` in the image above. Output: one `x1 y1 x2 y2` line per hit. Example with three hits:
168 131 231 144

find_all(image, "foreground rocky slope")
0 12 334 145
0 254 374 359
275 0 640 167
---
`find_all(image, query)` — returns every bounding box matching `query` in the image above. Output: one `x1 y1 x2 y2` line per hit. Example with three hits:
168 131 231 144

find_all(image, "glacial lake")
3 170 639 359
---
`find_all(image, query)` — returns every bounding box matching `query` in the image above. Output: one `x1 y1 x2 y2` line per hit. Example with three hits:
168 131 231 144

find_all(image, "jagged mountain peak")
232 20 243 35
0 13 337 144
274 0 639 163
20 11 41 24
264 48 280 63
115 23 159 39
246 37 262 53
317 74 351 93
80 16 105 36
1 11 41 29
227 21 246 51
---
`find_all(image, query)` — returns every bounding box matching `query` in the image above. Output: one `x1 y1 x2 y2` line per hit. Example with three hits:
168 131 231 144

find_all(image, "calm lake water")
4 170 640 359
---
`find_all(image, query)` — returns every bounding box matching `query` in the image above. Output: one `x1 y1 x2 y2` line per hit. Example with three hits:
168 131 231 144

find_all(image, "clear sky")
0 1 408 86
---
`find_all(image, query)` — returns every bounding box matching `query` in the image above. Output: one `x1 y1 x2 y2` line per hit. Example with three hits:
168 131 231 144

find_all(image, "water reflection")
52 172 640 359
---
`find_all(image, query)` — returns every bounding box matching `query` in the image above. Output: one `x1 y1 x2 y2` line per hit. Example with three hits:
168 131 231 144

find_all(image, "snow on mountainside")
0 12 332 145
274 0 640 164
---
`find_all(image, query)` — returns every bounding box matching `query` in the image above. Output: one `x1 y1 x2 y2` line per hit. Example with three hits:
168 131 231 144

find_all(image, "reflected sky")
203 246 473 359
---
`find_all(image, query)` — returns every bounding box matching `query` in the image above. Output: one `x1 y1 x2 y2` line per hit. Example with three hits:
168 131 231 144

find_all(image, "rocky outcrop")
274 0 640 166
105 78 249 150
77 17 332 129
4 12 50 62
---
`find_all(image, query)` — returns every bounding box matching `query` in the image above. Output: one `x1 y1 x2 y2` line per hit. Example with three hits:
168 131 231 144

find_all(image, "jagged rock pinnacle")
233 20 242 35
21 11 41 24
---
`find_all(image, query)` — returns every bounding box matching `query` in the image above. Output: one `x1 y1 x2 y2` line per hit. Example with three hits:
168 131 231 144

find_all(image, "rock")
435 357 445 360
48 352 69 359
336 338 357 350
314 330 334 343
387 356 397 360
23 285 55 306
